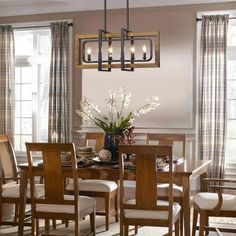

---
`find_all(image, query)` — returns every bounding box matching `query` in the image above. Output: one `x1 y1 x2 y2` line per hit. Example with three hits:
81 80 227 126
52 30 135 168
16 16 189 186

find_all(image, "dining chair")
72 132 118 231
146 134 186 159
0 134 44 230
119 144 181 236
25 142 96 236
147 133 186 235
192 178 236 236
84 132 105 153
124 134 186 235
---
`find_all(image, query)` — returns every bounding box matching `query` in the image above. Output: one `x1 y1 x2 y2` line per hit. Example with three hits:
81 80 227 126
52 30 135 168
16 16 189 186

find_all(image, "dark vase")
104 132 120 162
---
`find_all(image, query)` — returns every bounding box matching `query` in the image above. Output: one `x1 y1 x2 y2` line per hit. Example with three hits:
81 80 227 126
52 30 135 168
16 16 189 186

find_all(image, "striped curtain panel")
0 25 15 141
48 22 70 143
198 15 229 178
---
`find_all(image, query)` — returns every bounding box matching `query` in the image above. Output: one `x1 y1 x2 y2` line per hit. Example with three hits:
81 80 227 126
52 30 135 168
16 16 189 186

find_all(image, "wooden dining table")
17 159 211 236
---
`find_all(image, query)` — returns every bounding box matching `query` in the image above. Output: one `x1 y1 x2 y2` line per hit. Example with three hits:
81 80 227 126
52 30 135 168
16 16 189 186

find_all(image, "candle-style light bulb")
108 46 113 60
130 45 135 60
142 44 147 60
87 47 92 62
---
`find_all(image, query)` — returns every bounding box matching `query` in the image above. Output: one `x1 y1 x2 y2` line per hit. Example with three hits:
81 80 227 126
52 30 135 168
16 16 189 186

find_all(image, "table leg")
18 169 28 236
182 176 190 236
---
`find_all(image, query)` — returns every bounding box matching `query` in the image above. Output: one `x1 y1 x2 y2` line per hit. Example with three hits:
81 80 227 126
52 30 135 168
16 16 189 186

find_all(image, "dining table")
17 158 211 236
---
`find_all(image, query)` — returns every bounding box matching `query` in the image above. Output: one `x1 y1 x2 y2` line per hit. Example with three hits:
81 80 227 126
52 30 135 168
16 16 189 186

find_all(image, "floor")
1 215 236 236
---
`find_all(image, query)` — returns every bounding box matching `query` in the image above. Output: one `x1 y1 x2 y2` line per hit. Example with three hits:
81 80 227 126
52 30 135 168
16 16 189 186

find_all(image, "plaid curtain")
48 22 70 143
0 25 15 141
198 15 229 178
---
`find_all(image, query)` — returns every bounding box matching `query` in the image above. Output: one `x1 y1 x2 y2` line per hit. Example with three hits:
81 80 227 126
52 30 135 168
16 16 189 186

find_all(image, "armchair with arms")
192 178 236 236
0 134 44 232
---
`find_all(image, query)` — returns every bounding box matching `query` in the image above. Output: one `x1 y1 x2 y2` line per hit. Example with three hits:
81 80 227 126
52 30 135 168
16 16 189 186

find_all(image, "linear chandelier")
76 0 160 71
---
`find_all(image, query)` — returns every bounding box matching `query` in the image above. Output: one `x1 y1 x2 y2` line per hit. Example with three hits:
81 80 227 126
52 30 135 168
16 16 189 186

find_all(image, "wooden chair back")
119 145 173 222
146 133 186 159
0 135 18 179
25 143 78 209
84 132 105 153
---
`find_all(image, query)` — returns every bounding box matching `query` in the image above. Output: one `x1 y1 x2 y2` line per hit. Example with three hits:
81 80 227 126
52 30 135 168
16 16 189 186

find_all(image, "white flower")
119 87 131 110
76 87 160 132
134 96 160 116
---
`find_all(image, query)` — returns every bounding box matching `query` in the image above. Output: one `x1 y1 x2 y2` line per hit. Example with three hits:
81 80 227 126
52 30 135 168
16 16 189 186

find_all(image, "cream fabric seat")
67 178 119 231
67 179 118 193
36 195 96 218
124 180 183 200
158 184 183 197
2 183 45 199
194 192 236 211
124 199 181 221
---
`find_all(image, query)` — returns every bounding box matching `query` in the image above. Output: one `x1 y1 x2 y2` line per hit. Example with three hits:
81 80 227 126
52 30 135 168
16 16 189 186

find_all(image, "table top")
18 159 211 178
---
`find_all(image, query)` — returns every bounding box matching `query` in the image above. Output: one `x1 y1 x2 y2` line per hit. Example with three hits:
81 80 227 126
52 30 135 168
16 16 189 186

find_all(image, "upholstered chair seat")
124 181 183 201
124 199 181 221
68 179 118 193
2 183 45 199
67 177 118 230
36 195 96 218
194 192 236 211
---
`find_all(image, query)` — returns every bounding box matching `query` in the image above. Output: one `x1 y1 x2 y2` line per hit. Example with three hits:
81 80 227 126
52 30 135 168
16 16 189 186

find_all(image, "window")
226 21 236 163
14 29 51 152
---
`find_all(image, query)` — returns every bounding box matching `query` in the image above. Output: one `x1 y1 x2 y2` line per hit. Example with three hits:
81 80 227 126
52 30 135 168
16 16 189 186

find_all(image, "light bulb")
87 47 92 62
130 46 135 53
108 46 113 54
142 44 147 60
130 45 135 60
108 46 113 60
142 45 147 53
87 47 92 55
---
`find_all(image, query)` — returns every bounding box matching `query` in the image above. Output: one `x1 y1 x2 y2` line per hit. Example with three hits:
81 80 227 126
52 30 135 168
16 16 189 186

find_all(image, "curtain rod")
13 22 73 30
196 17 236 22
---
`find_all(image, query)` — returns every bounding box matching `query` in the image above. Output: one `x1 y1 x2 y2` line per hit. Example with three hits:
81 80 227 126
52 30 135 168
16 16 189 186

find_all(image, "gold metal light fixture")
76 0 160 71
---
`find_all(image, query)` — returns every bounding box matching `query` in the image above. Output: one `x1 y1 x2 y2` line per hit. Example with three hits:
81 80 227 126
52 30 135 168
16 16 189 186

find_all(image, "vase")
104 132 121 162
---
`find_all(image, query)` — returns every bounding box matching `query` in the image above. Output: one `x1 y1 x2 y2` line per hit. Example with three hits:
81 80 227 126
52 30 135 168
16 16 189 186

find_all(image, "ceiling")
0 0 235 17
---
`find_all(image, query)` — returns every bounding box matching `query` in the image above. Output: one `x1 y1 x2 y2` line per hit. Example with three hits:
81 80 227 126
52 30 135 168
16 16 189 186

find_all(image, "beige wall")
1 2 236 155
81 8 194 131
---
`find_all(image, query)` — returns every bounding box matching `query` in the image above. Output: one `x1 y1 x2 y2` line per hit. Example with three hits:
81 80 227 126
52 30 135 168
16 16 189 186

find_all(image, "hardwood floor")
1 216 236 235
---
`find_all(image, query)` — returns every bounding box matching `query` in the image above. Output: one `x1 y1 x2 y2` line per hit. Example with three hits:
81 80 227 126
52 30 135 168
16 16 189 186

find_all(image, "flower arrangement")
76 87 160 134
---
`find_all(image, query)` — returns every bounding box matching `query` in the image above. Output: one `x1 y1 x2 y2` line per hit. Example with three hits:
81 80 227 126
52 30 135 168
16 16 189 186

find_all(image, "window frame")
14 28 51 154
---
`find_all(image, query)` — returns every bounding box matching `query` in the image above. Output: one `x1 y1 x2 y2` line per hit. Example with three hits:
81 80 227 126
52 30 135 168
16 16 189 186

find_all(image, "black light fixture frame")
75 0 160 70
82 37 153 64
121 0 133 71
98 29 111 72
121 28 134 71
